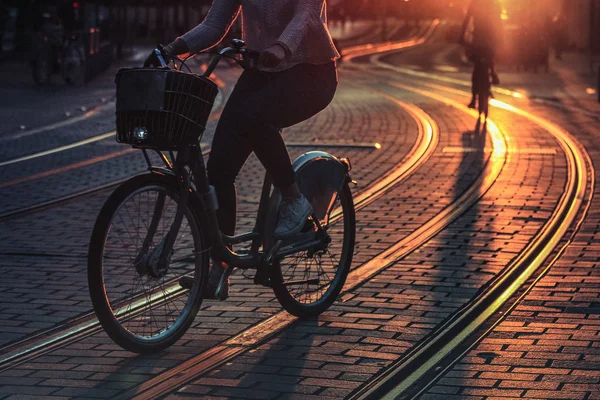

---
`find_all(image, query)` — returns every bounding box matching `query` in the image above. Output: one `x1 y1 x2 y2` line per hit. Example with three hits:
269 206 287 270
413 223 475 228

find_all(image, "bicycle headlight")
133 127 148 141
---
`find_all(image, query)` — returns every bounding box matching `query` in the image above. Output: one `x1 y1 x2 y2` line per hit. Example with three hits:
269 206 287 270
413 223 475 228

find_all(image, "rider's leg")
489 48 500 85
469 65 477 109
207 62 337 240
241 63 338 237
201 63 337 295
223 63 337 237
203 89 255 299
207 118 252 237
205 136 250 298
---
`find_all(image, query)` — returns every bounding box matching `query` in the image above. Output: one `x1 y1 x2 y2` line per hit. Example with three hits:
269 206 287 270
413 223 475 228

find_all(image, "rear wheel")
474 61 491 118
271 183 355 318
478 89 490 118
88 173 209 353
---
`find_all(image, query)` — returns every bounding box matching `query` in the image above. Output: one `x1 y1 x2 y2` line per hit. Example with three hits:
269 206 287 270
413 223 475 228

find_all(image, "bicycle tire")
270 182 355 318
474 64 491 118
478 90 490 118
88 173 209 353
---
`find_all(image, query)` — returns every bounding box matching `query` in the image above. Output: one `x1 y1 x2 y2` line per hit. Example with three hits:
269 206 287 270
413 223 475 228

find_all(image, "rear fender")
292 151 351 221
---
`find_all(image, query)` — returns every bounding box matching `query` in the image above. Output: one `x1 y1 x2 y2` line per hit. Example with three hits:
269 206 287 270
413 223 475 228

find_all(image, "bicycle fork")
135 164 191 279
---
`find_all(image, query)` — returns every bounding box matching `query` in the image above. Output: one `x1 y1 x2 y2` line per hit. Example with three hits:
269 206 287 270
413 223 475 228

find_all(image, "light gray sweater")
181 0 340 71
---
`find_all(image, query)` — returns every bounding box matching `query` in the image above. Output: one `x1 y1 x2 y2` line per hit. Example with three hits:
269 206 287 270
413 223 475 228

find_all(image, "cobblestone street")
0 9 600 400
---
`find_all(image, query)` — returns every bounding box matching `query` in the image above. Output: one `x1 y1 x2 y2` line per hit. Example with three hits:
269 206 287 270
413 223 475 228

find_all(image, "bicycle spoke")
276 186 352 309
100 185 203 342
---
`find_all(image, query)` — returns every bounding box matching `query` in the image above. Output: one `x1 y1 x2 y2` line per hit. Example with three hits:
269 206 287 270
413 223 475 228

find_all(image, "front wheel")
271 182 355 318
88 173 209 353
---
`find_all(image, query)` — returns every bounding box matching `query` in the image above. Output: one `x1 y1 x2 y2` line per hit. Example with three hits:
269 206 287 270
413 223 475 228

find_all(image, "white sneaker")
274 195 313 238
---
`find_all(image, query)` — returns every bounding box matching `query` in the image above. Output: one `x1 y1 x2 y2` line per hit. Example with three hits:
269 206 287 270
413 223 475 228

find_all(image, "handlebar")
203 45 260 78
143 40 261 79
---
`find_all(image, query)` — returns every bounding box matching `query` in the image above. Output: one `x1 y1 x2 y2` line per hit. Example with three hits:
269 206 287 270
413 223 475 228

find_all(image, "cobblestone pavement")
419 78 600 400
0 22 599 400
380 27 600 400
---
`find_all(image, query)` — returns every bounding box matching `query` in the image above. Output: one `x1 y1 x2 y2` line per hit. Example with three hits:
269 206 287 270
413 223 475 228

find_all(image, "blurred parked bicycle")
30 19 84 86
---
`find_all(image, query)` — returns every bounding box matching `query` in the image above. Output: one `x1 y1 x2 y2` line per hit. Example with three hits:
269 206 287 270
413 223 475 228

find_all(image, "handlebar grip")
143 48 169 68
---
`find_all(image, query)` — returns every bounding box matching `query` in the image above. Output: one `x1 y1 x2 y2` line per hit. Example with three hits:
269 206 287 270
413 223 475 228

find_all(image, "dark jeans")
207 62 338 236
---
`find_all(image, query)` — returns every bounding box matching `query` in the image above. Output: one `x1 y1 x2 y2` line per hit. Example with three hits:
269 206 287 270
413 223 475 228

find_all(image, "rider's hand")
165 38 189 56
259 44 287 68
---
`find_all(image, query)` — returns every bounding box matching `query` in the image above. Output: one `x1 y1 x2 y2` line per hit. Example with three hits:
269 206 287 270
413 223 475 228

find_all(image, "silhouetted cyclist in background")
459 0 503 109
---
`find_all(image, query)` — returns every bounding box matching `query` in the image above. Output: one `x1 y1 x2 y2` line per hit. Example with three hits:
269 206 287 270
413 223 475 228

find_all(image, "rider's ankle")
280 182 302 201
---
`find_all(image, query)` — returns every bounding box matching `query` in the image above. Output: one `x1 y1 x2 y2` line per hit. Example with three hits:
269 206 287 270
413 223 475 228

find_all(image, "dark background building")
1 0 598 82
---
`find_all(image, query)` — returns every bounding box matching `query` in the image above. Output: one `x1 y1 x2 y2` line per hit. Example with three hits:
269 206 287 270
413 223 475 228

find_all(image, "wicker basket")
115 68 218 150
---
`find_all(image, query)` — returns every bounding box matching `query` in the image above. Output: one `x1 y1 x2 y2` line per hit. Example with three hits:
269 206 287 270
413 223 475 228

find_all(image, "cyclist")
459 0 503 109
164 0 340 299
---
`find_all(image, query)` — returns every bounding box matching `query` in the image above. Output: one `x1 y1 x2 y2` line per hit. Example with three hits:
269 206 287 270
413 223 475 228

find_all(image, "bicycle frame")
136 43 341 278
138 144 328 275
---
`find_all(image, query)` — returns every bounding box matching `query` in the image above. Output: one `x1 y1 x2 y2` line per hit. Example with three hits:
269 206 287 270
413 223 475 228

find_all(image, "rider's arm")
176 0 241 55
459 0 474 43
276 0 324 58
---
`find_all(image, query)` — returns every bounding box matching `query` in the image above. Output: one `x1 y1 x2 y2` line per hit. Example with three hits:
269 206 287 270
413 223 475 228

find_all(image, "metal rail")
0 102 114 144
347 59 592 400
115 84 511 400
0 92 439 374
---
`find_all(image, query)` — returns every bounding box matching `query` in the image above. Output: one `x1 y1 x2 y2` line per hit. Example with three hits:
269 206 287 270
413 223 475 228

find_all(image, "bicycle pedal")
253 268 272 287
300 219 315 233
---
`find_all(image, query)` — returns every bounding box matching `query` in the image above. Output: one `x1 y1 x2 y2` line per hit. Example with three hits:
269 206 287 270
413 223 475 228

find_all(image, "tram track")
0 38 508 394
0 101 115 144
341 51 593 400
113 60 590 399
123 72 591 399
372 41 600 120
0 137 382 222
0 90 440 375
111 81 510 400
0 30 441 221
0 73 230 222
341 20 438 63
2 33 591 400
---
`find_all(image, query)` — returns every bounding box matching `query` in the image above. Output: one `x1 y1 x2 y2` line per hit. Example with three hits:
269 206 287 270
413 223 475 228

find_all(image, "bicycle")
31 30 84 86
465 44 493 121
87 40 356 354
